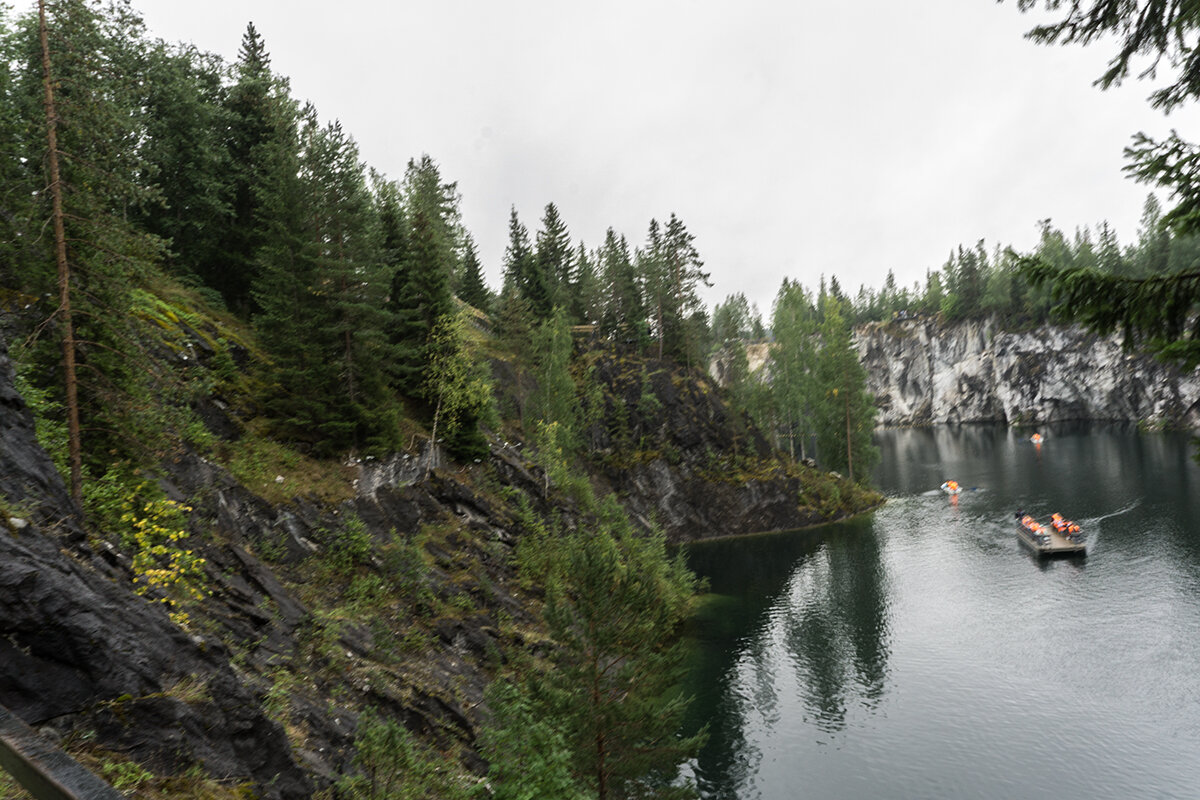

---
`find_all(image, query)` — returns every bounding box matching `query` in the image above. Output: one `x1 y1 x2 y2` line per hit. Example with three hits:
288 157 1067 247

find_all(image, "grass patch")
218 431 356 505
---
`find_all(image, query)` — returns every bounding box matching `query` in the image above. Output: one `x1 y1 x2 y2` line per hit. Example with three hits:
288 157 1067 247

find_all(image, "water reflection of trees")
684 517 891 797
781 520 890 732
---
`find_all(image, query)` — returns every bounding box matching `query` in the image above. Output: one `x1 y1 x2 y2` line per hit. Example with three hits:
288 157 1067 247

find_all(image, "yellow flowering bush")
120 491 208 626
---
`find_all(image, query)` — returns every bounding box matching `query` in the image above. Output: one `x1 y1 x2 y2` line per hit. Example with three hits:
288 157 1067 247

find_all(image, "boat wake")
1079 498 1141 550
1095 498 1141 523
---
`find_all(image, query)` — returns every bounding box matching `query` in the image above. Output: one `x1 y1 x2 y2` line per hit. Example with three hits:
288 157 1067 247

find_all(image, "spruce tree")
386 208 455 398
539 508 704 800
372 171 409 270
505 206 550 321
19 0 168 497
598 229 644 348
1008 1 1200 369
458 234 491 312
813 298 878 483
303 115 393 448
134 40 232 288
250 100 344 450
536 201 573 314
568 241 601 326
402 153 463 280
217 22 283 313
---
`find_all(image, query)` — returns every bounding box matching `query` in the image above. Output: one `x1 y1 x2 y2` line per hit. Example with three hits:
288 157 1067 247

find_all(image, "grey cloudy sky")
131 0 1200 318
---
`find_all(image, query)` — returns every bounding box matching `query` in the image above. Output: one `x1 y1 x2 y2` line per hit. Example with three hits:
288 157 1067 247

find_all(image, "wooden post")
0 705 124 800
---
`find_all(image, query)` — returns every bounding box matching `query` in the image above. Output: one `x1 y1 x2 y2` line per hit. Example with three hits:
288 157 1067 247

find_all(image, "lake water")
683 424 1200 800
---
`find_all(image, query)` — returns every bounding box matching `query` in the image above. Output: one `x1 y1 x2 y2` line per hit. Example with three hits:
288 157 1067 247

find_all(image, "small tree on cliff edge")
539 500 705 800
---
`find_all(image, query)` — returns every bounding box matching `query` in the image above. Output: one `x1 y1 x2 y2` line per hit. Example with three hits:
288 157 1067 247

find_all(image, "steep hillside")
0 306 879 796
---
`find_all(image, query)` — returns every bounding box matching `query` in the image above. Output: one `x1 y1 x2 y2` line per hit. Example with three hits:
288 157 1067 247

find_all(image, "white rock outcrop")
855 318 1200 428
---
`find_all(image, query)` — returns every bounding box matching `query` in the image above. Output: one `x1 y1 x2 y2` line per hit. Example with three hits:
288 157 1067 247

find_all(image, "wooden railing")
0 705 123 800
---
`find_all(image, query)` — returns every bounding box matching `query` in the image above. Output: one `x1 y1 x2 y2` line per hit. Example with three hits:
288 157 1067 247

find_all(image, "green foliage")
764 279 819 459
528 308 581 451
10 354 70 481
425 311 495 463
99 759 156 793
380 529 433 605
479 680 585 800
636 215 711 363
512 493 556 589
505 206 550 321
996 3 1200 374
1020 256 1200 369
0 770 30 800
710 293 763 346
220 434 356 505
812 299 879 484
458 235 491 312
536 202 574 318
1009 0 1200 111
338 709 473 800
531 510 705 800
327 513 373 574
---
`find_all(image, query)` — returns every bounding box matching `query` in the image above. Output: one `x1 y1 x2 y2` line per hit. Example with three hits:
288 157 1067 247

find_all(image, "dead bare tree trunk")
39 0 83 507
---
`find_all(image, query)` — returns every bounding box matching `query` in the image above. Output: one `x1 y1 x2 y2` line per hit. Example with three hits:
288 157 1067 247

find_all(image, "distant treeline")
712 197 1198 347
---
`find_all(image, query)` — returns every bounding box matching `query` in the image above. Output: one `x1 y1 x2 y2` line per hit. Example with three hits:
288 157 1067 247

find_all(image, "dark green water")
684 424 1200 800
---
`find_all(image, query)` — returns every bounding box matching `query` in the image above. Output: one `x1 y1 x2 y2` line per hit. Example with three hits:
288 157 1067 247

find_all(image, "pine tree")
711 293 754 346
479 681 584 800
37 0 82 503
658 214 711 364
636 219 668 357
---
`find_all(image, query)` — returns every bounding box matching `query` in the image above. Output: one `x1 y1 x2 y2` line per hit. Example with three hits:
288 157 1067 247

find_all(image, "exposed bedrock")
856 318 1200 428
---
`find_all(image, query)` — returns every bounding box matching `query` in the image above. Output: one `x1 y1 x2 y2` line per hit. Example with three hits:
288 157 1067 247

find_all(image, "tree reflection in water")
683 515 890 798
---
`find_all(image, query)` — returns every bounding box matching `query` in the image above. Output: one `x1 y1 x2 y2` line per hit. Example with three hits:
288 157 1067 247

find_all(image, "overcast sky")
129 0 1200 318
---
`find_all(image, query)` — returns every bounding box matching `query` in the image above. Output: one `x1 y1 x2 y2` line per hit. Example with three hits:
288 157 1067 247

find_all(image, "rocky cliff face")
583 353 877 541
856 318 1200 428
0 339 311 798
